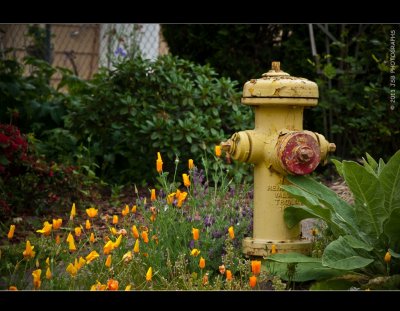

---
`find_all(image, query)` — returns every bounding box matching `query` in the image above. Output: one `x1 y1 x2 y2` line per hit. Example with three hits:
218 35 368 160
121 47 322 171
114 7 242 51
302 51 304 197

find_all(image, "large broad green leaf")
331 159 343 177
365 152 378 171
266 252 321 263
322 237 374 270
280 184 321 207
284 205 329 229
269 262 347 282
377 158 386 175
286 175 358 236
343 235 373 251
384 208 400 249
343 161 387 239
389 248 400 258
379 150 400 213
282 186 343 235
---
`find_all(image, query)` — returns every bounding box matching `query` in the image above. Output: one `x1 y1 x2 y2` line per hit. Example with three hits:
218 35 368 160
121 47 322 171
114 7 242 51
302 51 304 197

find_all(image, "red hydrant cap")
278 132 321 175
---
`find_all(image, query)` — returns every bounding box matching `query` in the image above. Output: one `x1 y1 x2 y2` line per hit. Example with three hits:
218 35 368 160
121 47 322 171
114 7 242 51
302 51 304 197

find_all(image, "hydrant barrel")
221 62 335 257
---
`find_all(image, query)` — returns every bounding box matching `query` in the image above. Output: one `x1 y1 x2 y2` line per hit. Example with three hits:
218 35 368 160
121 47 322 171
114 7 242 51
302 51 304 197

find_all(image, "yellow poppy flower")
146 267 152 281
132 225 139 239
32 269 41 289
182 173 190 187
215 145 222 157
70 202 76 220
113 235 123 248
192 228 199 241
226 270 233 281
384 251 391 263
23 240 35 259
188 159 194 170
52 218 62 230
131 205 137 213
133 239 140 253
66 263 77 277
90 280 107 291
105 255 112 268
141 231 149 243
46 267 52 280
228 226 235 239
199 257 206 269
76 257 86 270
156 152 163 173
86 250 100 264
122 204 129 217
167 193 176 204
90 232 95 243
251 260 261 275
103 240 114 255
86 207 98 218
122 251 132 263
150 189 156 201
249 275 257 288
107 279 119 291
112 215 118 225
110 227 117 235
68 237 77 252
125 285 132 291
74 226 82 237
85 219 91 230
7 224 15 239
36 221 52 236
191 248 200 257
177 191 188 208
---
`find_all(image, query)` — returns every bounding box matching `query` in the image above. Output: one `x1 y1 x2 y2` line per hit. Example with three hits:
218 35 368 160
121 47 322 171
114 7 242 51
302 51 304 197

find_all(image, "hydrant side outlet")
221 62 335 257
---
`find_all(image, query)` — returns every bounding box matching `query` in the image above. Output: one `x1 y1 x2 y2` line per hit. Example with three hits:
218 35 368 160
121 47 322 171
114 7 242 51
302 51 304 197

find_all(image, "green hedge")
63 55 253 184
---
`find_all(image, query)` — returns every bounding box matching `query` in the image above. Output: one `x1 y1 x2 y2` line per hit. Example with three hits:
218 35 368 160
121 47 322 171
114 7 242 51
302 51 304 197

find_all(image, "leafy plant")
0 124 101 220
63 54 253 184
267 150 400 289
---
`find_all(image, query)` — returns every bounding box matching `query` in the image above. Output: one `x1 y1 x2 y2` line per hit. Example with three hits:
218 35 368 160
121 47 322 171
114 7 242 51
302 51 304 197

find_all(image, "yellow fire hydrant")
221 61 335 257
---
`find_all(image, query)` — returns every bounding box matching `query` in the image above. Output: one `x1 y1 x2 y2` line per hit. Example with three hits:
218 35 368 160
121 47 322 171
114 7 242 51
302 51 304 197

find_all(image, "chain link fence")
0 24 169 83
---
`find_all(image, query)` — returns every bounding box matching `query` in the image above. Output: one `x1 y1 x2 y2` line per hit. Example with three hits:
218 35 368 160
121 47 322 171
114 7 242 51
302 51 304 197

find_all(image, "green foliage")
63 54 253 184
0 57 68 135
150 154 253 277
0 153 261 290
162 24 400 161
307 24 400 161
0 123 101 220
162 24 315 84
272 150 400 288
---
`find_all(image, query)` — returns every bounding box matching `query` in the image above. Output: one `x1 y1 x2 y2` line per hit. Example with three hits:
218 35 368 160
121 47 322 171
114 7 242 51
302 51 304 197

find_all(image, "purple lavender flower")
212 230 222 239
204 215 215 227
189 240 195 249
114 46 127 57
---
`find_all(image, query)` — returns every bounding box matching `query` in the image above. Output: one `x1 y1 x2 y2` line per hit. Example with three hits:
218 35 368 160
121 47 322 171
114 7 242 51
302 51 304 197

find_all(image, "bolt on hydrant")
221 61 336 257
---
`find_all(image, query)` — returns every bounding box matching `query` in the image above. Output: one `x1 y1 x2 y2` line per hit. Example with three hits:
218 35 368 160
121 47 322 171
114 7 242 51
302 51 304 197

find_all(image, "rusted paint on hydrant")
221 61 335 257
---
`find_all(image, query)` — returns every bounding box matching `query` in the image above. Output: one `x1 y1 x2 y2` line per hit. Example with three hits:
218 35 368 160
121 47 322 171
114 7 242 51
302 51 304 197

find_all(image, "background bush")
162 24 400 161
63 55 253 184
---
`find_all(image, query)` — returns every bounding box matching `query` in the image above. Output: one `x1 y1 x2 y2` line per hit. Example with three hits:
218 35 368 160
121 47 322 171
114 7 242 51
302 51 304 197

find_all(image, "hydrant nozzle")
221 61 336 258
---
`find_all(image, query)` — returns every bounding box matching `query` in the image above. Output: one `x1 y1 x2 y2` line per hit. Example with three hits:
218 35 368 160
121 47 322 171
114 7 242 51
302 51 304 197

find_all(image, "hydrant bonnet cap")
242 61 319 103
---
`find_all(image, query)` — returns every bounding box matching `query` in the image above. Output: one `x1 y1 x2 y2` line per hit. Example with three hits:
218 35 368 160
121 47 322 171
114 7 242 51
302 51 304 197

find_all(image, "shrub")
63 54 253 184
0 124 100 220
